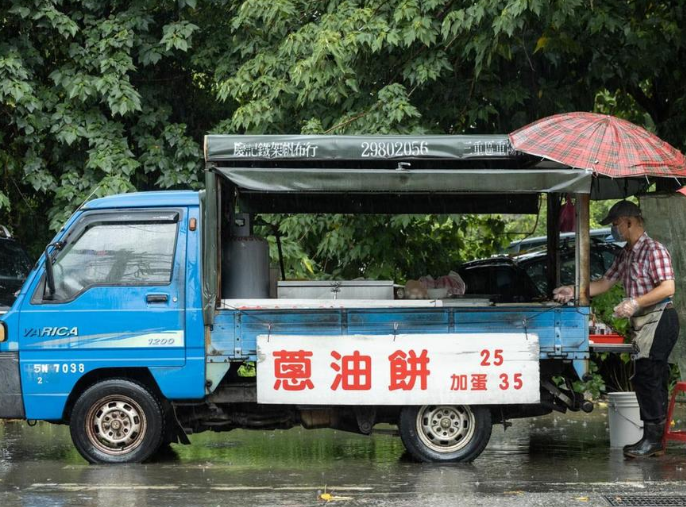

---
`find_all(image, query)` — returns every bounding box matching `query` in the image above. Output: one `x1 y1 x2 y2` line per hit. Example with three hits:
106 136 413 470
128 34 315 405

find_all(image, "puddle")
1 403 686 500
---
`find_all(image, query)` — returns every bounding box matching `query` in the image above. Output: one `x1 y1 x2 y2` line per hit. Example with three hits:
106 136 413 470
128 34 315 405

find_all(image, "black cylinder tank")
221 236 270 299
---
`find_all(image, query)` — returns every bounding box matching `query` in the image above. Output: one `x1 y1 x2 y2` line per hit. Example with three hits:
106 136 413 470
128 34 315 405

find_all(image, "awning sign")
257 333 540 405
205 134 518 161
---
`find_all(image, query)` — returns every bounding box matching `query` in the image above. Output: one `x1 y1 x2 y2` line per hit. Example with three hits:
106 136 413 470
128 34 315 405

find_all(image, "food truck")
0 134 650 464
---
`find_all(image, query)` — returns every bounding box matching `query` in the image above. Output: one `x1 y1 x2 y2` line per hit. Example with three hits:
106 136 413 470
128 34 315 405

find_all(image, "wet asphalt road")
2 404 686 507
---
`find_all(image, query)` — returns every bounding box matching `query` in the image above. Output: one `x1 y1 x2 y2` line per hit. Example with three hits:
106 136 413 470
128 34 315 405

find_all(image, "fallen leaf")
319 493 354 502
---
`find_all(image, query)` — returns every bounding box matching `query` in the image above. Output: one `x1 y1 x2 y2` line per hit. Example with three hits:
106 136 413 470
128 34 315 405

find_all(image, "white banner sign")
257 333 540 405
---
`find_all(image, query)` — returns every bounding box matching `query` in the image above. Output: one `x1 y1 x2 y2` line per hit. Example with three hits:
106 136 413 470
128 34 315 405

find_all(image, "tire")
69 379 165 464
399 405 492 463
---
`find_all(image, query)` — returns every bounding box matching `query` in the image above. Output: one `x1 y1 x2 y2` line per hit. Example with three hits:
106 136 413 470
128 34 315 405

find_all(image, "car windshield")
520 245 618 295
0 241 32 280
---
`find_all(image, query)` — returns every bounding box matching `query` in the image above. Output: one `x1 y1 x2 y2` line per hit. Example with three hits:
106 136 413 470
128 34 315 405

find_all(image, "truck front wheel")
399 405 492 463
69 379 165 464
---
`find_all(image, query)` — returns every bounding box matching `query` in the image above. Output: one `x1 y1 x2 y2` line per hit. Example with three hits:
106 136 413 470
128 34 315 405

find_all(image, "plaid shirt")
604 232 675 298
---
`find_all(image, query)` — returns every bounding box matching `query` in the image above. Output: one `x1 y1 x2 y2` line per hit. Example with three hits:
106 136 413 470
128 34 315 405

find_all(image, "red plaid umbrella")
509 112 686 178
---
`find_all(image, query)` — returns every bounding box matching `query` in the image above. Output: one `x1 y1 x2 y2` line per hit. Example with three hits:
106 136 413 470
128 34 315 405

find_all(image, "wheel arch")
62 368 165 422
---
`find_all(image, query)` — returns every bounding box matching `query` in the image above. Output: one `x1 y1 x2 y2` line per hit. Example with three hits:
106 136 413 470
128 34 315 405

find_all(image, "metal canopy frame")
205 135 660 210
201 134 667 322
205 134 593 211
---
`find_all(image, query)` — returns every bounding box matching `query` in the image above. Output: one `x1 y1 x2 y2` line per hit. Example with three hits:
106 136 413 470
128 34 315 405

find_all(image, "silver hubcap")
86 395 147 456
416 405 476 453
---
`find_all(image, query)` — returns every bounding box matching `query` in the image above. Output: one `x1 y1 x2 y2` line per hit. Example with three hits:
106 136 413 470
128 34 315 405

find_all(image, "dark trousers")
633 308 680 424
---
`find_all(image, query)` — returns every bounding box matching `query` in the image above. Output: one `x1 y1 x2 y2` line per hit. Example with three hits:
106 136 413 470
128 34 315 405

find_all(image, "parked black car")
0 228 32 308
458 242 621 303
504 228 619 255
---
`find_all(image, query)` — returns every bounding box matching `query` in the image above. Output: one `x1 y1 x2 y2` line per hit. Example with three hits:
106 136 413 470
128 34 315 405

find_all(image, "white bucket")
608 392 643 448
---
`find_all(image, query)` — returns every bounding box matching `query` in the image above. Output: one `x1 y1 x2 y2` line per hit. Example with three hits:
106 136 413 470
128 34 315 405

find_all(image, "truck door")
18 209 186 419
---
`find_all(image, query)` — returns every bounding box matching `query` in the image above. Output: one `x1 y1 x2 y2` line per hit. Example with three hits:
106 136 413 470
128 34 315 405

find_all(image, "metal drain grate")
605 496 686 506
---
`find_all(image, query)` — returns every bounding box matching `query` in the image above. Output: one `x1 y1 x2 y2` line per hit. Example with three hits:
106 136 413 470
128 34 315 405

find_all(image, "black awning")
237 192 540 214
205 134 521 162
211 166 592 195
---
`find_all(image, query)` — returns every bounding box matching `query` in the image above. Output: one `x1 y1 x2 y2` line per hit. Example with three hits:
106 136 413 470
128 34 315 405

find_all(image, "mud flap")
0 352 25 418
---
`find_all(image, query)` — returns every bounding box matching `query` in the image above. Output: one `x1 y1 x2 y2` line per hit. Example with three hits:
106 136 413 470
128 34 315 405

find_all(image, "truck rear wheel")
399 405 492 463
69 379 165 464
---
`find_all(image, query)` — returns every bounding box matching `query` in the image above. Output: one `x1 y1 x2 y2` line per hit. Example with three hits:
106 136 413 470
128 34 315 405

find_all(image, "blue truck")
1 134 635 464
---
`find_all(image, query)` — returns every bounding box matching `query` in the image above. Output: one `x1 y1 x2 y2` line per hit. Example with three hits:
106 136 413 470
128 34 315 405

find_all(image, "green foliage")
161 21 200 52
504 196 638 244
237 362 256 377
0 192 10 211
591 284 630 337
256 213 507 281
571 360 606 400
0 0 214 253
597 352 634 393
2 0 686 258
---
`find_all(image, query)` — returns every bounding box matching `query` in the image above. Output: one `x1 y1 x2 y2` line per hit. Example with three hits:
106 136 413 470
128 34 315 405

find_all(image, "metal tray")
277 280 394 300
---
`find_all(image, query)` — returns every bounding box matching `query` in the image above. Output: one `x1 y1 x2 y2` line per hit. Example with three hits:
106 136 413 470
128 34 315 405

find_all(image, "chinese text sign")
257 333 540 405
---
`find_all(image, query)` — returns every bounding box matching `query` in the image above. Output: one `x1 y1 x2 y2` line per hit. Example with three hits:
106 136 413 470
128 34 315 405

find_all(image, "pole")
546 194 561 298
575 193 591 306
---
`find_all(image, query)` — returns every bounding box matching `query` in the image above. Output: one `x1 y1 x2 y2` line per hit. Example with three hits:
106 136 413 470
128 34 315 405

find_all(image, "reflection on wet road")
2 405 686 506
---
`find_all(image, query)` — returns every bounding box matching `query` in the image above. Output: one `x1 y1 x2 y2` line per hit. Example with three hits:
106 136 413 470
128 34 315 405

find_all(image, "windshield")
0 241 32 280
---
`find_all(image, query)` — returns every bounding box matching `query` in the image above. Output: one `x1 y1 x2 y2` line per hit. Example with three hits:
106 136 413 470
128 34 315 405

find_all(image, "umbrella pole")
546 193 561 299
575 193 591 306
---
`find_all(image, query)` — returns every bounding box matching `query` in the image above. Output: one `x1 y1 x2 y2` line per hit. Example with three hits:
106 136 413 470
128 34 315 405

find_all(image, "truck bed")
209 301 589 367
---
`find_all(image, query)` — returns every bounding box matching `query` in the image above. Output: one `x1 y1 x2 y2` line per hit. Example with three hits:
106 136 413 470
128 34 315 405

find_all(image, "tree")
214 0 686 277
1 0 217 255
215 0 686 141
2 0 684 273
256 213 507 282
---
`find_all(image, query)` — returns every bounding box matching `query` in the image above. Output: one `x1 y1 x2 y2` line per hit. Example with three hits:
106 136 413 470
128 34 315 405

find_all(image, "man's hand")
613 298 640 318
553 286 574 303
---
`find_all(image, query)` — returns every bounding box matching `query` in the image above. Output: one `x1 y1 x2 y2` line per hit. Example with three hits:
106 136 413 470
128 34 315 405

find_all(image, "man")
553 200 679 458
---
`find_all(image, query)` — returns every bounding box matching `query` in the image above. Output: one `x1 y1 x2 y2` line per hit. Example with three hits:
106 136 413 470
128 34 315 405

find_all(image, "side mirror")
43 241 64 301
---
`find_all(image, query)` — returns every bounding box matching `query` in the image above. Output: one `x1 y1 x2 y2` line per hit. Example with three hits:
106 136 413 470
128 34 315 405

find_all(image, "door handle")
146 293 169 303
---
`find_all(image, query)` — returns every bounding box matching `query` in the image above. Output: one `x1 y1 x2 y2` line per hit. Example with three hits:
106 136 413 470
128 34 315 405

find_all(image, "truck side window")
48 221 177 302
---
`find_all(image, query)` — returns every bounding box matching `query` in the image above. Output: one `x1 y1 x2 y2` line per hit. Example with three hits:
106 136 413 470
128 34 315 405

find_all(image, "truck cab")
0 192 205 460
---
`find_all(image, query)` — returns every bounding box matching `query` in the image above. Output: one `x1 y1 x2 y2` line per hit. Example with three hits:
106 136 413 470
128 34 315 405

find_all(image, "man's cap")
600 200 642 225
